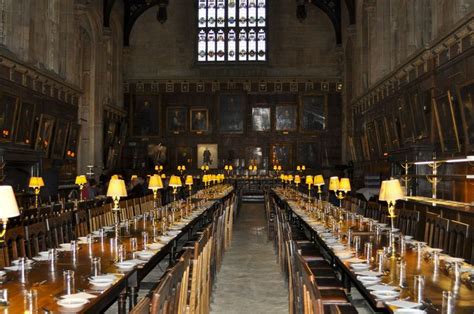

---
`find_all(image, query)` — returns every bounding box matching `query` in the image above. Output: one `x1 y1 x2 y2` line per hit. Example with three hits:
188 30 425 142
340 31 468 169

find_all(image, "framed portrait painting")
456 80 474 152
50 119 69 159
299 94 327 132
176 146 193 168
251 106 271 132
245 146 263 168
197 144 218 169
297 142 320 169
397 97 415 144
166 107 187 134
365 121 379 159
0 93 19 142
190 108 209 133
132 95 160 137
65 123 81 160
35 114 55 154
219 94 244 134
409 91 428 140
433 91 461 153
271 143 292 170
15 101 35 146
275 105 297 132
375 118 389 155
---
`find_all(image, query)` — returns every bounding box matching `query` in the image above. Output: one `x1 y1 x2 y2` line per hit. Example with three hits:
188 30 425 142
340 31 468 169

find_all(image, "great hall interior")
0 0 472 313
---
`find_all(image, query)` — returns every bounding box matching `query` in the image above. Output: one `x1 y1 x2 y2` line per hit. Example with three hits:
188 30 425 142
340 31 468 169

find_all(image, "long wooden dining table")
273 187 474 314
0 186 234 314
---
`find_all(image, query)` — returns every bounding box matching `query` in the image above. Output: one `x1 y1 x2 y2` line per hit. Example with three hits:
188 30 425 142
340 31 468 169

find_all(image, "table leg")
118 290 128 314
129 286 138 310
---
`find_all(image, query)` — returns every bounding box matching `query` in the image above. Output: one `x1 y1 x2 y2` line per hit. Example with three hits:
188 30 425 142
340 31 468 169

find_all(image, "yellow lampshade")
305 175 313 185
277 165 282 171
328 176 339 191
296 166 301 171
280 174 285 181
111 174 119 180
169 175 182 188
29 177 45 188
185 175 194 186
339 178 351 192
288 175 294 182
148 175 163 190
130 175 138 181
273 165 277 170
107 178 127 198
224 165 229 170
294 175 301 184
379 179 404 202
302 165 306 171
75 175 87 185
314 175 325 186
0 186 20 219
229 165 233 171
161 173 166 179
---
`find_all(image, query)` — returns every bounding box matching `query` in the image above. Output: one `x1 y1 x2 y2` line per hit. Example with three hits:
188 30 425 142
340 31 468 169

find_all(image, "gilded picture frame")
35 114 56 155
14 101 35 146
275 104 297 132
50 119 69 159
455 80 474 153
190 108 209 133
0 93 19 142
299 94 327 133
166 106 187 134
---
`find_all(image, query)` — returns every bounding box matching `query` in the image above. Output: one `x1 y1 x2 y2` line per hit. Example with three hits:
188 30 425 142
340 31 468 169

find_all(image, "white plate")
12 259 34 265
159 236 174 243
368 284 398 291
137 251 155 259
38 251 50 257
115 262 135 270
394 309 426 314
356 270 383 277
167 230 181 236
330 245 346 251
424 247 443 253
350 263 369 271
57 298 89 309
371 290 400 300
357 276 381 286
386 300 423 309
441 256 464 263
0 271 5 277
89 278 114 288
147 243 164 250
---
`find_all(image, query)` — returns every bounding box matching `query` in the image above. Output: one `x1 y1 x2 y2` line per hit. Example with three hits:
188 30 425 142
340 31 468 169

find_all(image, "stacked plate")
350 263 370 271
147 242 164 250
115 261 136 270
89 275 115 289
371 290 400 300
57 298 89 309
136 250 155 260
357 275 381 286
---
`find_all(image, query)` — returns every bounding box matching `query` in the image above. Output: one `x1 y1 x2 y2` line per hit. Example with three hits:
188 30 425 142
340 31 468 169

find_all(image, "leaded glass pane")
197 0 266 62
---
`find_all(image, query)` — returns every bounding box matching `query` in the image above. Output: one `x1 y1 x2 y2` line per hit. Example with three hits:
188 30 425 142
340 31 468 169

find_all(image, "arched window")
197 0 266 62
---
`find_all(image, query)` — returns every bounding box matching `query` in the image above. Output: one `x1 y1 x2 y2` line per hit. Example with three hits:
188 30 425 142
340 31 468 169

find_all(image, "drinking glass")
63 270 75 295
0 288 8 304
364 242 373 263
353 236 361 253
442 290 454 314
23 289 37 313
398 260 406 288
92 257 101 276
130 237 138 252
142 231 149 250
413 275 425 303
117 244 125 263
376 250 384 272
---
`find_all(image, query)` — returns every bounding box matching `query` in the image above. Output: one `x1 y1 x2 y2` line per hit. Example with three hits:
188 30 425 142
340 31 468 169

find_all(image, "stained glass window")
198 0 266 62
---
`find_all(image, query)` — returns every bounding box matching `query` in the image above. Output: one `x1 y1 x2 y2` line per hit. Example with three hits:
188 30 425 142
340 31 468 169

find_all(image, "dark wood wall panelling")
123 82 343 175
0 76 79 195
350 41 474 203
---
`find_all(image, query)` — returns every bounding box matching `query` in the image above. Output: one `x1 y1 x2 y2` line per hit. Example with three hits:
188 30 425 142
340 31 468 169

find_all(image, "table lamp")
314 175 325 200
169 175 182 201
280 173 285 184
294 175 301 188
148 174 163 208
107 178 127 225
0 186 20 243
336 178 351 207
177 165 186 175
201 165 209 174
29 176 45 208
130 175 138 181
75 175 88 201
379 179 404 231
185 175 193 197
305 175 313 198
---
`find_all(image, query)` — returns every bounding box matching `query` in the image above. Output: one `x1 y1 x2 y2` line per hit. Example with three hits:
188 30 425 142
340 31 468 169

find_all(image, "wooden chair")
130 296 151 314
46 211 75 248
0 226 26 268
366 201 381 220
37 206 53 221
187 226 212 314
75 210 90 237
294 252 324 313
423 212 439 246
446 220 469 258
25 222 48 258
89 204 114 231
432 216 450 251
397 208 420 237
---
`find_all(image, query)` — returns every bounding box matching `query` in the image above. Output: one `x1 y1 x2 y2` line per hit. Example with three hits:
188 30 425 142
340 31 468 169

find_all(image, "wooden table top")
0 186 233 313
273 188 474 314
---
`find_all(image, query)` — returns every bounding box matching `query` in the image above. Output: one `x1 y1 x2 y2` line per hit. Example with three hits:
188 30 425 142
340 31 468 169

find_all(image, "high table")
0 185 234 313
273 187 474 314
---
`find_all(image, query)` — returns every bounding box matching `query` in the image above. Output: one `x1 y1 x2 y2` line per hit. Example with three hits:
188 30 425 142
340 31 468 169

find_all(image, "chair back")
447 220 469 258
0 226 26 267
46 211 74 247
397 208 420 237
432 216 449 251
25 222 48 258
75 210 90 237
423 212 439 246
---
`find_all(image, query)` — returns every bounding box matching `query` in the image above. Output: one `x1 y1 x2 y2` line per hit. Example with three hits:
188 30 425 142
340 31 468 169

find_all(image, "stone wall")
125 0 342 81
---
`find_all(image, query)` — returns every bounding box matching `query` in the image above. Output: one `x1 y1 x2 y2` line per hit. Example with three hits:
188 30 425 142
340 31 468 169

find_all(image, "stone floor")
210 202 288 314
